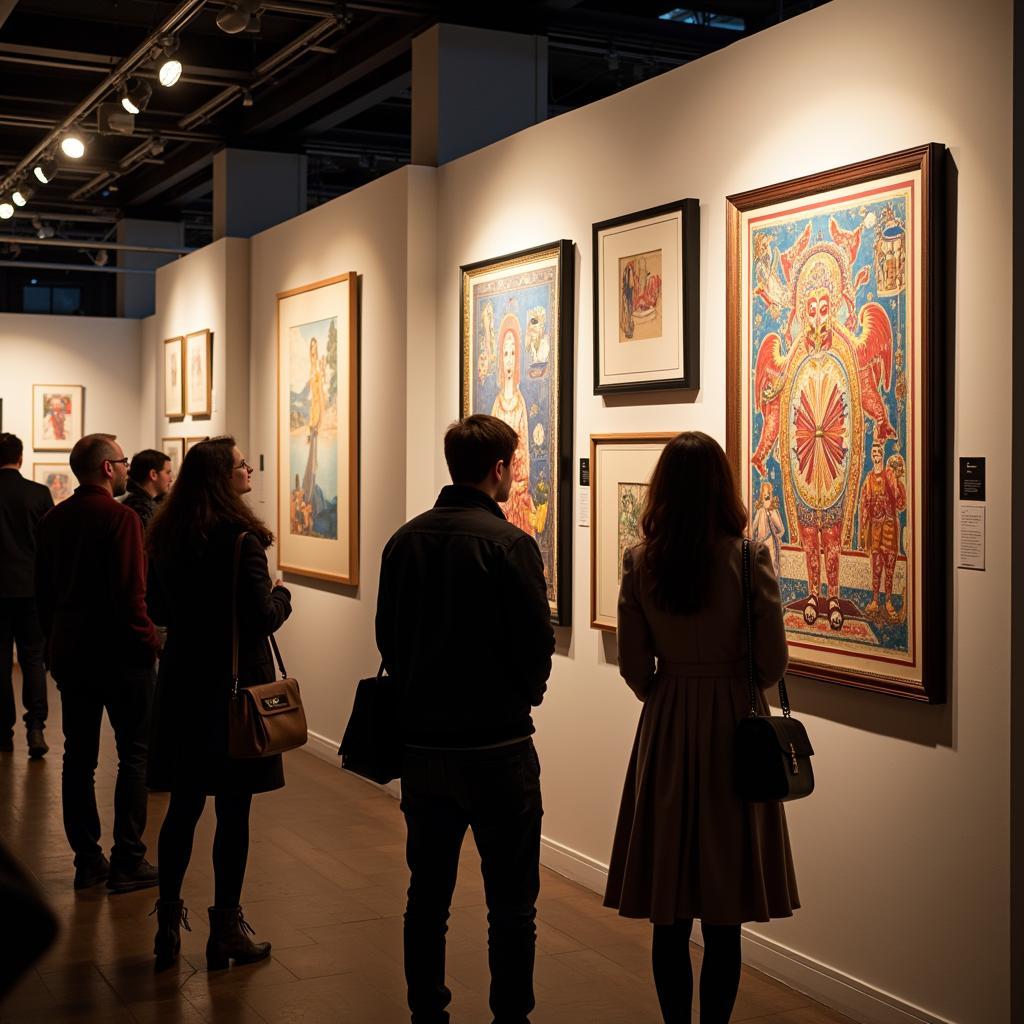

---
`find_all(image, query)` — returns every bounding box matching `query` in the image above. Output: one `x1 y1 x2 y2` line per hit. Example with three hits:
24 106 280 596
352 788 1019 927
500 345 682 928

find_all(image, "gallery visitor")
34 433 162 893
375 413 555 1024
145 437 291 971
603 431 799 1024
122 448 174 529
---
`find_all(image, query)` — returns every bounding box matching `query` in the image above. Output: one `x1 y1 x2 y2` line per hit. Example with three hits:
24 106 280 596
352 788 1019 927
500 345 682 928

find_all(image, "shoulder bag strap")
231 531 245 697
743 537 793 718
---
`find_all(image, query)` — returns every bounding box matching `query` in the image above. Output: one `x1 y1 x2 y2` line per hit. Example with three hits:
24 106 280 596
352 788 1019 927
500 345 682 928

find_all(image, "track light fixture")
0 199 13 220
157 34 182 87
33 154 57 184
61 132 87 159
32 216 55 240
241 88 253 108
216 0 261 35
12 184 31 207
121 77 152 115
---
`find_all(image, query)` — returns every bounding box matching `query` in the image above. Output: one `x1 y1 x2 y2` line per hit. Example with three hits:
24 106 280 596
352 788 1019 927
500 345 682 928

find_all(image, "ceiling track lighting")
33 153 57 184
0 198 13 220
61 131 87 159
121 77 153 115
12 183 32 207
155 34 182 87
216 0 262 35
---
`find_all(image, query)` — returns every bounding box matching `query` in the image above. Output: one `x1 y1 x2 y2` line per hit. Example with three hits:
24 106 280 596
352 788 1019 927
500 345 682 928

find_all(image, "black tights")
652 919 741 1024
158 790 253 907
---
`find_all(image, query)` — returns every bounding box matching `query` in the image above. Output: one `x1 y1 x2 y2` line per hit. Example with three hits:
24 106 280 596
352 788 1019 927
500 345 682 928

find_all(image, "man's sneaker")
74 855 110 891
27 728 48 759
0 734 12 752
107 858 159 894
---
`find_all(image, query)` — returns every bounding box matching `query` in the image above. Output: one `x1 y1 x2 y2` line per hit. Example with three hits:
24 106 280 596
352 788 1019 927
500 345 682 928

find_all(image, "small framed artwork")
160 437 185 477
277 272 360 585
33 462 74 505
32 384 83 451
185 329 212 417
163 336 184 418
590 433 675 631
461 240 575 624
593 199 700 395
184 436 208 454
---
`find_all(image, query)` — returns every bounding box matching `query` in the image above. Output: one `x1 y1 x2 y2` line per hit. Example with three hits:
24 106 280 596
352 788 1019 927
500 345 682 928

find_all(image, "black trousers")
58 666 154 869
401 739 543 1024
0 597 48 736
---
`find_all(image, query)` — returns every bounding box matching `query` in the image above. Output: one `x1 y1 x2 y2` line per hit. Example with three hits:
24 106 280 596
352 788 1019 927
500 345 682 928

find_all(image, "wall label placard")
958 505 985 571
958 457 985 501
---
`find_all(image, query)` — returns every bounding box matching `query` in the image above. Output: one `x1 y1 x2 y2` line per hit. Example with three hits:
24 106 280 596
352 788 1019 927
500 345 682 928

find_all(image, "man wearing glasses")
35 434 162 893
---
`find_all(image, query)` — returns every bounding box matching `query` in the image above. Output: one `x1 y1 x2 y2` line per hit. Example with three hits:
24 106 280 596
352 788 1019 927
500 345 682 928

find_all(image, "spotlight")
91 249 110 267
61 132 87 159
12 184 31 207
216 0 261 34
241 88 253 108
156 34 182 87
33 155 57 184
32 217 55 240
0 199 13 220
121 77 152 115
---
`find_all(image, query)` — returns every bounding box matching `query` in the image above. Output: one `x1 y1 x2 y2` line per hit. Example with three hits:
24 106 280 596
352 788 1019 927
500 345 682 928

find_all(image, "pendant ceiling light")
33 154 57 184
61 132 87 159
121 77 152 115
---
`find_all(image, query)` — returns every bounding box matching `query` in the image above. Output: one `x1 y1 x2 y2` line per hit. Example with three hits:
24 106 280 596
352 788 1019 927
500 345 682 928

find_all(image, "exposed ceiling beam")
117 147 217 206
0 260 154 275
0 0 16 32
300 70 410 135
0 235 190 254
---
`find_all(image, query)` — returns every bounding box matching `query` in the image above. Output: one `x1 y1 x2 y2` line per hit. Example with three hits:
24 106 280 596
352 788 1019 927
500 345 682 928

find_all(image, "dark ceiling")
0 0 829 313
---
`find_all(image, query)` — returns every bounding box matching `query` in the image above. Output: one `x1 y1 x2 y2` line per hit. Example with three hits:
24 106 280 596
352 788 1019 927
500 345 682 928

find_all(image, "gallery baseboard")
538 835 612 895
302 729 402 798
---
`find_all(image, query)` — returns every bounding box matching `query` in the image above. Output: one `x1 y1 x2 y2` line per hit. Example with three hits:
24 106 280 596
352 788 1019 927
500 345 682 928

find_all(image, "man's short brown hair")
70 433 119 483
0 433 23 466
444 415 518 485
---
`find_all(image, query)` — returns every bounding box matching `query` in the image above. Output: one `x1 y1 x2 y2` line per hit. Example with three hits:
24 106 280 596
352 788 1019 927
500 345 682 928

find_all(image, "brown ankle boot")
151 899 190 970
205 906 270 970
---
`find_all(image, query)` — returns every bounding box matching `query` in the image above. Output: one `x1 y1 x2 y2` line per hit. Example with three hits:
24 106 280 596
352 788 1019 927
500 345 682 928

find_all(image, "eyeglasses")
105 457 130 467
233 460 253 473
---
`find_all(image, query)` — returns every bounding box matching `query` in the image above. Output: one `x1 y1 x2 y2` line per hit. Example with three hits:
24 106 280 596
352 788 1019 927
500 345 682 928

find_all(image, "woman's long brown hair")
147 435 273 558
640 431 747 614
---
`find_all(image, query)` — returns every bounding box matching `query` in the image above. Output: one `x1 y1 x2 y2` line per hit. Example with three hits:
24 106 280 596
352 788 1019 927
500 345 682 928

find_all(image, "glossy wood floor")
0 676 854 1024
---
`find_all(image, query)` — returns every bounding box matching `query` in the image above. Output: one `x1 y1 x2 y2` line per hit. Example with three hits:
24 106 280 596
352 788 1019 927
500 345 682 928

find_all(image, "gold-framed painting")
590 433 674 631
160 437 185 477
33 462 74 504
163 336 184 418
726 143 947 702
32 384 83 451
184 329 212 417
460 240 575 625
276 272 359 585
184 436 207 454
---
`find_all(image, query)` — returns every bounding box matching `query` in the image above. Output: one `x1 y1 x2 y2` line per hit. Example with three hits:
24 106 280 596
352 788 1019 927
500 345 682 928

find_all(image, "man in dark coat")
35 433 162 893
375 414 555 1024
121 448 172 529
0 433 53 758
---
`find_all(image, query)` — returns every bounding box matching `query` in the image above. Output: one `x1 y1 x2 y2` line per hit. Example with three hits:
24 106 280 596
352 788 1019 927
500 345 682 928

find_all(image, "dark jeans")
401 739 543 1024
0 597 48 735
58 666 155 869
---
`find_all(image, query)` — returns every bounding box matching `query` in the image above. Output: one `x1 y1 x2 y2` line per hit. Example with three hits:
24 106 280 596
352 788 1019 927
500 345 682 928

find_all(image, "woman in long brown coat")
604 431 799 1023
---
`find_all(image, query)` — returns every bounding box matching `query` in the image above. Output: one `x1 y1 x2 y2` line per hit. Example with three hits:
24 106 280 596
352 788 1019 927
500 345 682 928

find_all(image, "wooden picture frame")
184 329 212 417
590 433 675 631
726 143 947 701
593 199 700 394
184 436 208 454
33 461 74 504
163 336 184 418
461 240 575 625
277 272 360 585
160 437 185 477
32 384 83 451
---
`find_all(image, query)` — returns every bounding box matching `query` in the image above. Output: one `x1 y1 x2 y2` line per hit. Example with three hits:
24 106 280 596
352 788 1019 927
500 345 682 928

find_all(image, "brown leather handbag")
227 532 308 759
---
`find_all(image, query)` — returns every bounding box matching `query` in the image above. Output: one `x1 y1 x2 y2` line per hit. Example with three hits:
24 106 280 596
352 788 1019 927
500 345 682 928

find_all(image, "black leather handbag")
338 664 402 785
735 538 815 803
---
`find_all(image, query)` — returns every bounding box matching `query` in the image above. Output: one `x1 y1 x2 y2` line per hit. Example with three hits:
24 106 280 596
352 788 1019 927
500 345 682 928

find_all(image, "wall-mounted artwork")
164 336 184 418
33 462 74 504
593 199 700 394
184 436 208 454
161 437 185 477
590 433 674 631
461 240 574 624
32 384 83 452
726 143 947 702
277 273 359 585
185 329 212 417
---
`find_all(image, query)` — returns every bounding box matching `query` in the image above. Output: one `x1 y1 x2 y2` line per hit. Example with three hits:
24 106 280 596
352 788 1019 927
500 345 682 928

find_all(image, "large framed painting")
164 336 184 418
726 143 947 702
277 272 359 585
32 384 83 451
33 462 74 504
160 437 185 478
590 433 674 631
593 199 700 394
185 329 212 417
460 240 574 625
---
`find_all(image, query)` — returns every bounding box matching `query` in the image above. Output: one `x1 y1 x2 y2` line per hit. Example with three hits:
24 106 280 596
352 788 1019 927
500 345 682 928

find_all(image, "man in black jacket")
0 433 53 758
376 414 555 1024
121 448 172 529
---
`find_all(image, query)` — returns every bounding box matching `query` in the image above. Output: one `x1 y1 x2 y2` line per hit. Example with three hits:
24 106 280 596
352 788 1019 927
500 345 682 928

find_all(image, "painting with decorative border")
184 329 212 417
590 433 675 631
163 336 184 418
461 240 574 625
33 462 74 504
32 384 83 452
726 143 947 701
277 273 359 585
593 199 700 394
161 437 185 478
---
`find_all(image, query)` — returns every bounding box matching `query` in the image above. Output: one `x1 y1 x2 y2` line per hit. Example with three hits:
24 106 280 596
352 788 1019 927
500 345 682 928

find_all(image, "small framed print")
185 329 212 417
32 384 83 451
590 433 675 631
33 462 74 504
160 437 185 477
593 199 700 394
163 336 184 418
184 436 208 454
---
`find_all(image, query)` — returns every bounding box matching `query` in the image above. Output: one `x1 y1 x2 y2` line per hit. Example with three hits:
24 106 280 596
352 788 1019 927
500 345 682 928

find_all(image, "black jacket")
375 485 555 747
121 480 156 529
0 468 53 599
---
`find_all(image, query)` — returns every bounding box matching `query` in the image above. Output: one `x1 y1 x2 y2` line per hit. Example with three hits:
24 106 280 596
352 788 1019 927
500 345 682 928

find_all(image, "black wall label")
579 458 590 487
959 457 985 501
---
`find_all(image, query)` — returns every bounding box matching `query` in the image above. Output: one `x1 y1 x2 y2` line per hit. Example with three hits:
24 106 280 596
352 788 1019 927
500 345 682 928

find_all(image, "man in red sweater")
35 434 162 893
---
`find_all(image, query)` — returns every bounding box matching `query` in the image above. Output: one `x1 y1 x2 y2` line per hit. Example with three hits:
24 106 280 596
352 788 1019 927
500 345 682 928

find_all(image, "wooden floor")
0 676 854 1024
